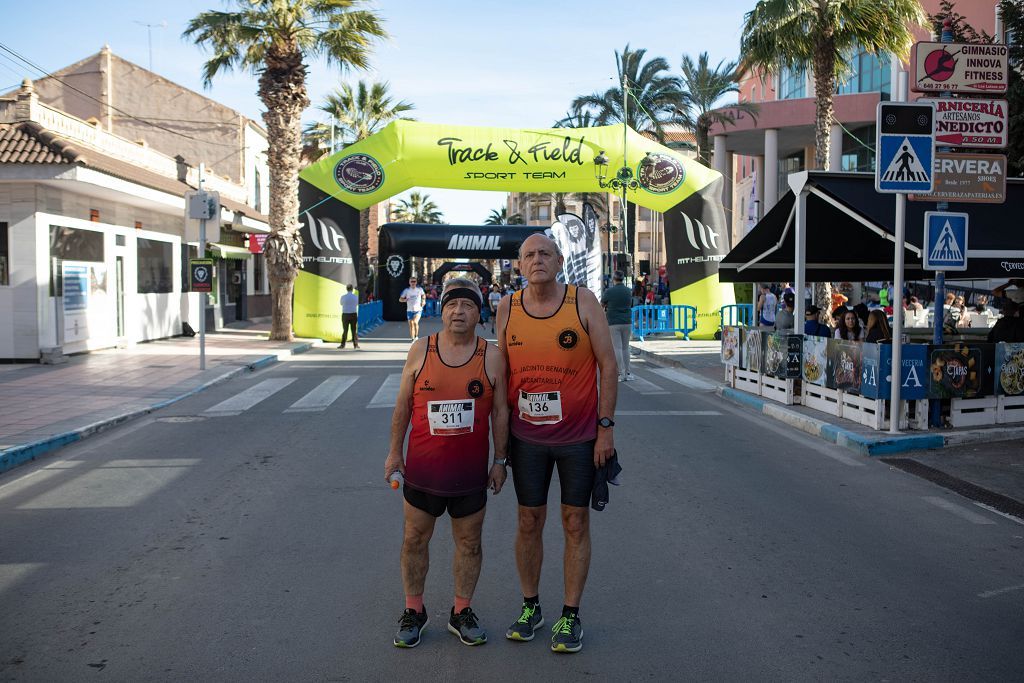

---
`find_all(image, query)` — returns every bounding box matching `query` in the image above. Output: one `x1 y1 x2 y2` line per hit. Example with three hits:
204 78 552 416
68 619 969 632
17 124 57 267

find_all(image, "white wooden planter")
949 397 998 428
802 384 841 416
734 368 761 395
997 395 1024 424
841 392 886 430
760 375 799 405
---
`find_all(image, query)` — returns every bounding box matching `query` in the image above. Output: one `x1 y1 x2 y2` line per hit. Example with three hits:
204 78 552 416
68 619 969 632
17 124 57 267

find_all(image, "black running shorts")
404 485 487 519
510 437 596 508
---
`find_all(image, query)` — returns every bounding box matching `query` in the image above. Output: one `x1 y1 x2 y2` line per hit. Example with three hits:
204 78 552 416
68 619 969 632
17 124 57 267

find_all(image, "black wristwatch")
597 417 615 429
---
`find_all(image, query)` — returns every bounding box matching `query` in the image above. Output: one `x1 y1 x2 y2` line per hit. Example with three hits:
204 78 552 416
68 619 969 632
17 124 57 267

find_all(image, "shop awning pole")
889 72 909 434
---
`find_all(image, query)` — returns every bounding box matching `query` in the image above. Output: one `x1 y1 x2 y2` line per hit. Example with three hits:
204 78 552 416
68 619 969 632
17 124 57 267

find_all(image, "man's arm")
384 338 427 481
485 343 509 494
578 287 617 467
495 294 512 354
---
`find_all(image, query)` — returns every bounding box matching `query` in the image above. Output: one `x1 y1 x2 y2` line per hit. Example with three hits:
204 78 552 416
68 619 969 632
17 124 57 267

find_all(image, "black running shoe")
447 606 487 645
394 607 428 648
505 602 544 641
550 613 582 653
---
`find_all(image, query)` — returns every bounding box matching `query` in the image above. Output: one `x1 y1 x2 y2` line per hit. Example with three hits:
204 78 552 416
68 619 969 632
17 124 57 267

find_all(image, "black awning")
720 172 1024 283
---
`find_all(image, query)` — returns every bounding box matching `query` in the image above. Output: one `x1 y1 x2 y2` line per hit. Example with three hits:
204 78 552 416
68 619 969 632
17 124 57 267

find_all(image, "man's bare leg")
561 504 590 607
401 501 437 598
451 507 485 603
515 505 547 597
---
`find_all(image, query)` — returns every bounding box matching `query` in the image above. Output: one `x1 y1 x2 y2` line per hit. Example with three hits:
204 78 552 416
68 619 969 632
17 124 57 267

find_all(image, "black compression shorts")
404 485 487 518
510 437 596 508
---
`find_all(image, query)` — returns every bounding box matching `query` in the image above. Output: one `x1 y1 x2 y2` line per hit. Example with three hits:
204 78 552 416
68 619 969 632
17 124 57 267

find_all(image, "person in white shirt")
339 284 360 349
487 287 502 333
400 277 426 340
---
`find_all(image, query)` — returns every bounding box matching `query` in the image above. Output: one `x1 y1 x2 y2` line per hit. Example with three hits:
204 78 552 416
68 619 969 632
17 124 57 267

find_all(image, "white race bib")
517 390 563 425
427 399 475 436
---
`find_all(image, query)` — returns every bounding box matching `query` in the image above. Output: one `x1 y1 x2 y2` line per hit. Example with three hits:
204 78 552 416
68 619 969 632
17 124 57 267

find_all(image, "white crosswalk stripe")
204 378 297 417
368 373 402 409
622 375 669 395
649 367 717 392
284 376 359 413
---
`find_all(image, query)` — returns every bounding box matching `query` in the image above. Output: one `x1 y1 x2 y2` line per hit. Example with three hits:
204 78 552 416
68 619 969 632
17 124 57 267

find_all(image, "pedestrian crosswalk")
198 369 711 417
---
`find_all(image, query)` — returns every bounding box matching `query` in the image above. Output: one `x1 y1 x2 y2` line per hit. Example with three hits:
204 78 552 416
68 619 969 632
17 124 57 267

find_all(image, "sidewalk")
0 322 317 474
631 334 1024 518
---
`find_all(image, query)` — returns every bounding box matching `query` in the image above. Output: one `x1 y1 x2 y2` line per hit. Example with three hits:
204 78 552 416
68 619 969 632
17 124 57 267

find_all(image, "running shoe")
394 607 428 648
624 372 635 381
505 602 544 641
550 614 583 653
447 606 487 645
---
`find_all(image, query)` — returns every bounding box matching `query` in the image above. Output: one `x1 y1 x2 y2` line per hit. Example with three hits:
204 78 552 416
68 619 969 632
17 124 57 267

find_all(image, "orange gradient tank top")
406 335 493 496
506 285 598 445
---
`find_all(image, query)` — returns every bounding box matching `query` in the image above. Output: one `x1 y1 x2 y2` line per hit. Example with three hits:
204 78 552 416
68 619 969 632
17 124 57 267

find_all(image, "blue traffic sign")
875 102 936 194
923 211 969 271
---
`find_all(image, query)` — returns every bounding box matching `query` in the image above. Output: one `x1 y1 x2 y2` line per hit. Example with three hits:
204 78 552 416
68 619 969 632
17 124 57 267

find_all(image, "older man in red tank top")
495 233 618 653
385 277 510 649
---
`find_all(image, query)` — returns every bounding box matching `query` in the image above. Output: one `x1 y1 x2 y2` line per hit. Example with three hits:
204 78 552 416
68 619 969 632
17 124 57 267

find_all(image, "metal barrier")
630 305 698 341
720 304 754 330
422 299 440 318
357 300 384 334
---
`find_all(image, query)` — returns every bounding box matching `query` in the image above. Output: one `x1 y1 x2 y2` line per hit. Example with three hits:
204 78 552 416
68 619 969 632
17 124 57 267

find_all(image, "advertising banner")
923 98 1009 148
861 344 929 400
765 333 802 379
551 209 602 295
802 336 828 386
911 153 1007 204
721 325 740 366
911 42 1009 94
741 328 762 373
995 343 1024 396
826 339 863 393
928 342 996 399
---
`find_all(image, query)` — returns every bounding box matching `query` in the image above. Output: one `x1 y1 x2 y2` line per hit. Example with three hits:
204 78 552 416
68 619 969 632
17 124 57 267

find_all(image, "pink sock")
405 594 424 612
454 595 471 613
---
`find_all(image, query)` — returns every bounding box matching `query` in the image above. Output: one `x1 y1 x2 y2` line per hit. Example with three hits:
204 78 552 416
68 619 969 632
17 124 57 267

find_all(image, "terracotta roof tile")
0 122 82 164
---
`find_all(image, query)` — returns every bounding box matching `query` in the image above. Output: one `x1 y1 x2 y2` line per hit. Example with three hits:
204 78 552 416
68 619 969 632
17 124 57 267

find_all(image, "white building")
0 48 270 360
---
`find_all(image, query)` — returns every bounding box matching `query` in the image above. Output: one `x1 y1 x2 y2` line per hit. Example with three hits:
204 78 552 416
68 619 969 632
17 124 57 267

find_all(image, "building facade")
0 48 270 360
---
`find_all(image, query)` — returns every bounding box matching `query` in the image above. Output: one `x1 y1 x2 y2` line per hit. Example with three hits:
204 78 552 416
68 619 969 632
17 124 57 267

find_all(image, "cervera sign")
923 98 1009 148
911 42 1008 93
912 152 1007 204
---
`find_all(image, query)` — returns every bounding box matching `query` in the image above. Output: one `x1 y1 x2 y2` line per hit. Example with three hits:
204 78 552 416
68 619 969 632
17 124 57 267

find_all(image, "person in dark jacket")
988 301 1024 343
804 305 831 337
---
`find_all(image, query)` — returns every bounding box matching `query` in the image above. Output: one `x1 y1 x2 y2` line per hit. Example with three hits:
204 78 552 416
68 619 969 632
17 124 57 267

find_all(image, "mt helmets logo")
386 255 405 279
638 153 685 194
558 329 579 350
334 153 384 194
467 379 485 398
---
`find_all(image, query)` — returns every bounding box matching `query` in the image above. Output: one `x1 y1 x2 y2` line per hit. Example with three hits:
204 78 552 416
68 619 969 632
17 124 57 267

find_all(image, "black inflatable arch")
431 262 493 285
378 223 545 321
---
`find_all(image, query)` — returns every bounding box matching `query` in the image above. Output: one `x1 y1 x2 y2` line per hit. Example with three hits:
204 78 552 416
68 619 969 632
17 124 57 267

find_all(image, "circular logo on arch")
334 153 384 194
638 153 685 194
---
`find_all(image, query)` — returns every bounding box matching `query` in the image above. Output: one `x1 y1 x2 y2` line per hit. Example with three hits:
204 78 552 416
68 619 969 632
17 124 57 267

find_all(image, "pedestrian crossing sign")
875 102 935 194
923 211 969 271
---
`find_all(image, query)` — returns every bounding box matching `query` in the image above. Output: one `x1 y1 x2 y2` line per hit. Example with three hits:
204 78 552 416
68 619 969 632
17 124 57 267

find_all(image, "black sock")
562 605 578 619
524 595 539 606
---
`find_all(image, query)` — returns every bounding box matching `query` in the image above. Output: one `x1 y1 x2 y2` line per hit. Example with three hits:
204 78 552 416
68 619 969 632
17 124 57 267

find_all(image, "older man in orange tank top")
495 233 618 653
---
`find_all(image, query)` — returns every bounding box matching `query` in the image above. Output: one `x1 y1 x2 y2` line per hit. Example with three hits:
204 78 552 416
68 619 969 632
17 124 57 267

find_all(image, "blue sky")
1 0 753 223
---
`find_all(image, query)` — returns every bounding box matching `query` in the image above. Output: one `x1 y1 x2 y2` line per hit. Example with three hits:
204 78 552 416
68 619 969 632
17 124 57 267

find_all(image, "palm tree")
680 52 759 167
740 0 925 170
392 191 443 279
184 0 386 341
484 207 523 225
304 81 413 300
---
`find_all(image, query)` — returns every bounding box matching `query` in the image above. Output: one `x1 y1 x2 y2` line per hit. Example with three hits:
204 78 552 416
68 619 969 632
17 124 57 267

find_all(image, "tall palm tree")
680 52 759 167
304 80 413 300
484 207 523 225
740 0 925 170
185 0 386 341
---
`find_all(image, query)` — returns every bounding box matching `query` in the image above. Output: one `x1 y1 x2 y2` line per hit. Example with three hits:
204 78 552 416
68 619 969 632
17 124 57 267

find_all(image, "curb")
0 341 316 476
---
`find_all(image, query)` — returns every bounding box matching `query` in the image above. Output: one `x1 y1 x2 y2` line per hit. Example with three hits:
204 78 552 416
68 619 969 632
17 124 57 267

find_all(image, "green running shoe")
394 607 428 648
550 614 583 653
447 606 487 646
505 602 544 641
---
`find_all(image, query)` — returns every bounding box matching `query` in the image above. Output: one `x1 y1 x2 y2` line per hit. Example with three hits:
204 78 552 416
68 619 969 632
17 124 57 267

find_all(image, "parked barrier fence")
720 304 754 329
631 304 698 341
422 300 440 318
357 300 384 334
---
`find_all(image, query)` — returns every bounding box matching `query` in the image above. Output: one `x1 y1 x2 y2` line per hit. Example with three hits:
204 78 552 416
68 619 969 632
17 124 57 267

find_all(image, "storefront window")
137 238 173 294
50 225 104 295
0 222 8 286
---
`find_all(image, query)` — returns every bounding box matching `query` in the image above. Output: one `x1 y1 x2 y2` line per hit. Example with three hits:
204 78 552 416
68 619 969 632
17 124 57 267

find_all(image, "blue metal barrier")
720 304 754 330
630 304 698 341
422 299 440 318
357 300 384 334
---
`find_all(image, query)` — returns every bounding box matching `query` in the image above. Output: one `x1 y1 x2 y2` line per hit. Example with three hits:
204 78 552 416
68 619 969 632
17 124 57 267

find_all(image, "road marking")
284 376 359 413
649 367 717 392
972 502 1024 526
203 378 297 416
270 363 404 370
615 410 721 416
978 583 1024 599
922 496 997 525
621 375 669 395
368 373 402 409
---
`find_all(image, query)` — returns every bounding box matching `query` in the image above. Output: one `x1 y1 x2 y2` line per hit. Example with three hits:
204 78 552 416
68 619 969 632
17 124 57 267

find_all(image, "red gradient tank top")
406 335 493 496
506 285 598 445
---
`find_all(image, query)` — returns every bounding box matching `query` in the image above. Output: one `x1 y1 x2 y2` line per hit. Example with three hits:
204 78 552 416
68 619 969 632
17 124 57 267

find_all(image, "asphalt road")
1 320 1022 681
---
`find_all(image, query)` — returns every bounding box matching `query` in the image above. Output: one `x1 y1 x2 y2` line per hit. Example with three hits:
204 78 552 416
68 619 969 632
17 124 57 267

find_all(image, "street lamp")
594 151 655 279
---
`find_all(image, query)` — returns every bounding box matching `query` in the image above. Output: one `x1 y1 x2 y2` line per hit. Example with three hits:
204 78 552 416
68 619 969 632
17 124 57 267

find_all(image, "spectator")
988 301 1024 343
864 310 892 343
835 310 865 341
907 295 924 311
757 283 778 329
488 286 502 333
338 283 360 350
804 305 831 337
831 305 848 330
853 302 870 327
601 270 634 382
993 279 1024 305
944 294 968 331
775 291 796 333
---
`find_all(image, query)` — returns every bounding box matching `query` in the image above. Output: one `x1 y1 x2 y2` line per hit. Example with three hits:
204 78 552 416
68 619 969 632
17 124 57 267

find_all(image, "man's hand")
594 429 614 468
384 451 404 482
487 463 507 494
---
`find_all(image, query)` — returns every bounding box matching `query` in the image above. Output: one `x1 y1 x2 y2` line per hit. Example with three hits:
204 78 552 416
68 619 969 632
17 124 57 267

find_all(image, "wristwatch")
493 458 508 468
597 417 615 429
